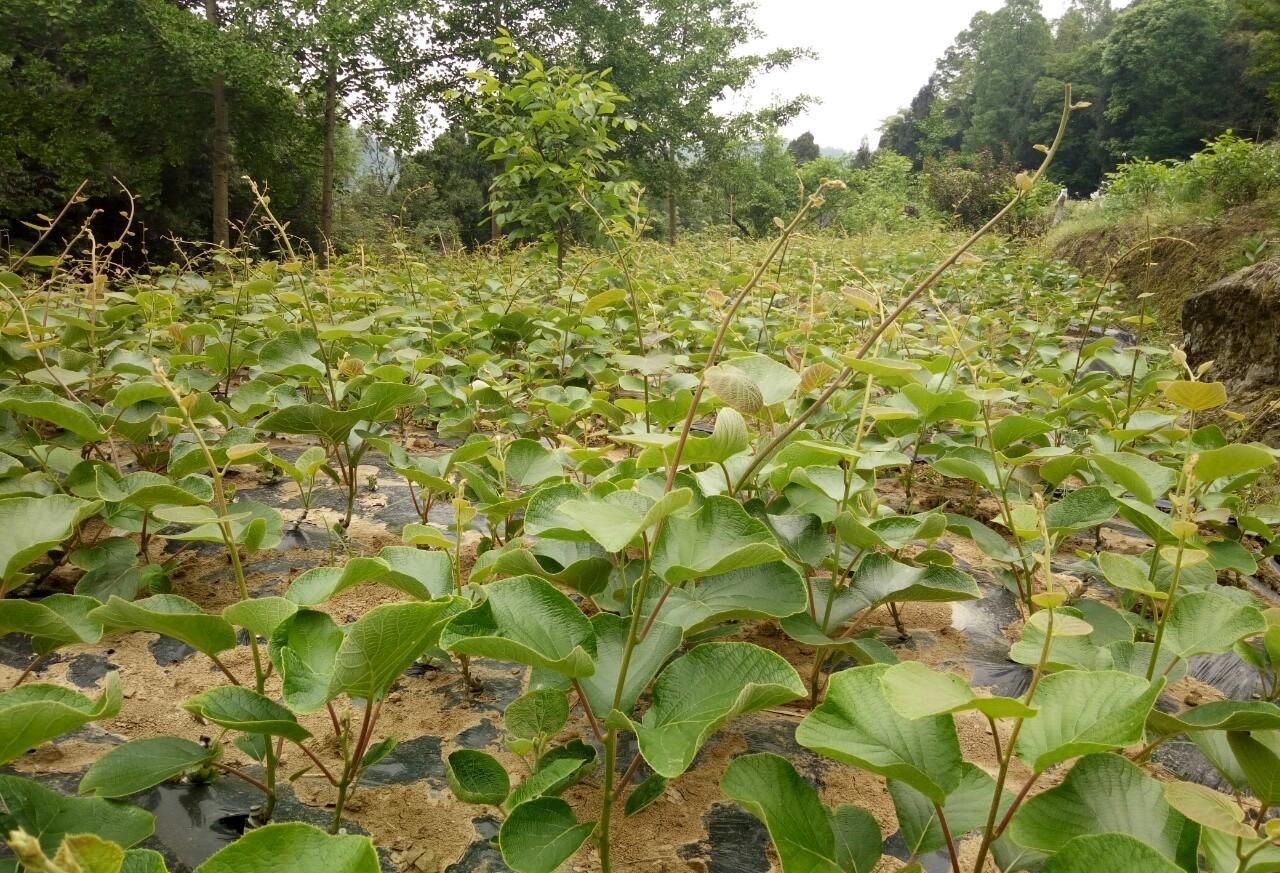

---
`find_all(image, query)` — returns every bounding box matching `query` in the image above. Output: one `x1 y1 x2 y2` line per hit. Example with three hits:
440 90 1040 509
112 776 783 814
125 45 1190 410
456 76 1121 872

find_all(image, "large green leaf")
797 665 962 803
0 594 103 655
881 661 1035 720
625 642 805 778
721 752 880 873
1227 731 1280 807
1147 700 1280 738
286 546 452 605
848 553 980 610
1011 754 1198 868
572 613 681 718
498 797 595 873
1040 834 1184 873
223 597 299 638
0 385 104 440
1163 781 1254 839
646 561 808 635
183 686 311 741
889 762 1005 860
1162 592 1266 660
79 736 217 798
269 609 344 712
257 403 378 445
555 488 692 553
441 576 597 678
651 495 783 584
0 495 102 584
505 689 570 741
257 331 325 378
192 822 378 873
1091 452 1177 504
1014 670 1163 772
1194 444 1275 484
94 470 213 509
446 749 510 806
1201 827 1280 873
0 775 153 860
0 674 121 765
330 599 463 701
90 594 237 657
1044 486 1118 535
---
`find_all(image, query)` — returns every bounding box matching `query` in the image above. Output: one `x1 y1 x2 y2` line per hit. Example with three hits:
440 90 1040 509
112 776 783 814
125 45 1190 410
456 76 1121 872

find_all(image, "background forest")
1 0 1278 256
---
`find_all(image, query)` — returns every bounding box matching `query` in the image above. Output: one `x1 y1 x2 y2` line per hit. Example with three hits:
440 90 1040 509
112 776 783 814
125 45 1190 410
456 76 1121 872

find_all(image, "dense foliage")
1 101 1280 870
882 0 1280 196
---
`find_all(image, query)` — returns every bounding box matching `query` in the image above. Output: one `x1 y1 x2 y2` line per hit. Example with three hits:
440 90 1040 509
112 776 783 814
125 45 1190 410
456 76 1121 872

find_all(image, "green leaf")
91 595 237 657
223 597 299 638
651 495 783 583
1148 700 1280 738
498 797 595 873
646 561 808 635
1014 670 1163 772
1163 781 1253 839
721 353 800 405
797 665 962 803
0 495 102 584
505 689 570 740
0 385 104 440
0 674 119 765
1092 452 1177 504
446 750 510 805
889 763 1004 859
95 470 213 510
881 661 1035 720
70 538 154 601
1097 551 1161 597
705 366 765 414
286 547 452 604
269 609 343 712
1227 731 1280 806
1162 592 1266 660
1044 486 1118 535
183 686 311 742
625 642 805 778
1012 754 1199 865
1162 380 1227 412
991 414 1053 451
0 594 103 655
257 403 378 445
0 774 154 860
1194 444 1275 484
721 752 875 873
329 599 463 701
849 553 980 610
1040 834 1185 873
79 737 216 798
1201 827 1280 873
556 488 692 553
624 772 668 817
192 822 379 873
441 576 597 678
573 613 681 718
258 331 326 379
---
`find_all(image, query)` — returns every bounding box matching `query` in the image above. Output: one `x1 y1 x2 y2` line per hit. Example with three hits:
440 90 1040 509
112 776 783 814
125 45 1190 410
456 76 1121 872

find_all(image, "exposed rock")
1183 258 1280 392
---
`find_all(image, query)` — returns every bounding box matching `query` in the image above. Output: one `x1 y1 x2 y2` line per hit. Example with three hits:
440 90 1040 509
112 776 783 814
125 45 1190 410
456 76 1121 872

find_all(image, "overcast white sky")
735 0 1133 151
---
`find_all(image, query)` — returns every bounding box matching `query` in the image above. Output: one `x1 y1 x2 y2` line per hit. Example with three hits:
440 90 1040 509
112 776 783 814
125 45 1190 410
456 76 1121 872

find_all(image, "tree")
0 0 321 253
238 0 440 256
964 0 1052 163
851 137 873 169
468 37 640 271
1231 0 1280 133
555 0 808 243
1100 0 1235 161
786 131 820 164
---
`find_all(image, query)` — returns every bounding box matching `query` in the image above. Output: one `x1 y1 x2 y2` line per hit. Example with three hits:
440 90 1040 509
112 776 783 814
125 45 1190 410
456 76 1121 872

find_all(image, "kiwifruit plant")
1 85 1279 873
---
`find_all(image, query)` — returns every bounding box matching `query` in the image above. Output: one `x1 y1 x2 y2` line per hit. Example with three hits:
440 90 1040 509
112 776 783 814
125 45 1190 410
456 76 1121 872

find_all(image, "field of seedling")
2 169 1280 873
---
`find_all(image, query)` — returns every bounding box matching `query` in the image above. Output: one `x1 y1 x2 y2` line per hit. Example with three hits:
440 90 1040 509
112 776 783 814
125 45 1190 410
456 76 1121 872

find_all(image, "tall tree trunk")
320 58 338 263
205 0 229 248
